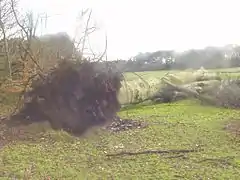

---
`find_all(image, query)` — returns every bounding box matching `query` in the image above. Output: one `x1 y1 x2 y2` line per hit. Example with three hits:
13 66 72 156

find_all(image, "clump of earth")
105 116 148 132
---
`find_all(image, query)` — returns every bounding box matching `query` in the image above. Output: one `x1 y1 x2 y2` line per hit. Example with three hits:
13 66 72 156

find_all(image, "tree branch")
81 9 92 57
106 148 203 157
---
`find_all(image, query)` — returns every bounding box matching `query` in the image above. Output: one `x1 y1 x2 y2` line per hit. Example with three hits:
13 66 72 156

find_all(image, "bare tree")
73 8 101 60
0 0 40 82
10 0 44 81
0 0 18 79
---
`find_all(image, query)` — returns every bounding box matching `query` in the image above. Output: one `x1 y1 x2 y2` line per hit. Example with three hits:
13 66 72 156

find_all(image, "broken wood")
162 78 217 105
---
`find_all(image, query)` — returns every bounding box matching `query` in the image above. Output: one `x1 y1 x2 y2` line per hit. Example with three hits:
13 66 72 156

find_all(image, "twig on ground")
197 156 235 165
106 148 202 157
165 154 187 159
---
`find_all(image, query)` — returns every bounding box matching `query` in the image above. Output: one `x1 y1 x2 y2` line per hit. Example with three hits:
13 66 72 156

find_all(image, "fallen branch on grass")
106 148 203 157
123 77 214 106
162 78 217 105
164 154 187 159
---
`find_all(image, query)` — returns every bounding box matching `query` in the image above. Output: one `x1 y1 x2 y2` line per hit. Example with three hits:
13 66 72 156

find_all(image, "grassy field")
0 70 240 179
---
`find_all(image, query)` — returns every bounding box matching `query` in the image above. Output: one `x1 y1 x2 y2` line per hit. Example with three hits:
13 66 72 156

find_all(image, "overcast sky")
19 0 240 60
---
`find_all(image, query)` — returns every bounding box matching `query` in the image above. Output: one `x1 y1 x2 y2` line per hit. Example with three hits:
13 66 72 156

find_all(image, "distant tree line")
112 45 240 72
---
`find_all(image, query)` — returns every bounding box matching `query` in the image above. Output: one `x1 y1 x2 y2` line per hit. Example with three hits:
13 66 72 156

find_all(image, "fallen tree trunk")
161 78 219 106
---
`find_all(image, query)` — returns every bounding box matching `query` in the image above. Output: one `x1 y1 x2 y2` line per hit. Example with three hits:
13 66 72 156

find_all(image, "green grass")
123 71 172 81
1 69 240 179
1 100 240 179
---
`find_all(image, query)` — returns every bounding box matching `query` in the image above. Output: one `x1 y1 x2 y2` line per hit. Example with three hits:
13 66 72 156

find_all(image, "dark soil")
105 116 148 132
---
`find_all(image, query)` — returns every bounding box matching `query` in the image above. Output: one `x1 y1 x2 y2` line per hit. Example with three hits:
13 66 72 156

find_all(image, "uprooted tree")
12 59 123 135
0 2 128 135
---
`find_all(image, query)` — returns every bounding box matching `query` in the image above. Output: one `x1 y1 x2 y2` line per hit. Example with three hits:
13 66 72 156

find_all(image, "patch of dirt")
0 118 51 149
0 116 148 149
224 119 240 136
105 116 148 132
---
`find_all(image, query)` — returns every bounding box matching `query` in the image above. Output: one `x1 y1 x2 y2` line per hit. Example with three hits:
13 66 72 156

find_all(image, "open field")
124 68 240 81
0 69 240 179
